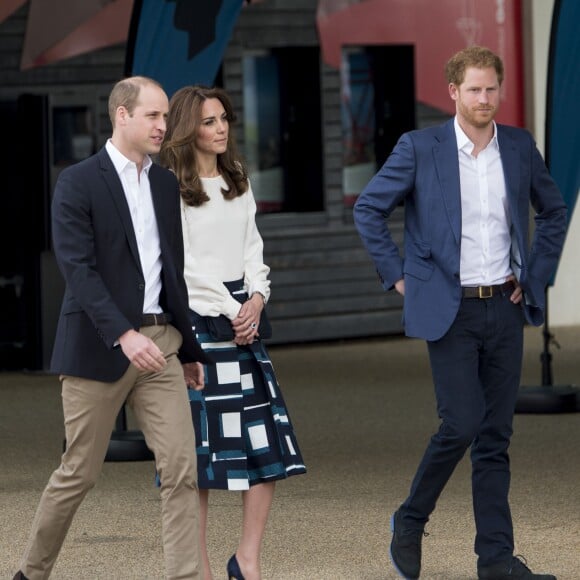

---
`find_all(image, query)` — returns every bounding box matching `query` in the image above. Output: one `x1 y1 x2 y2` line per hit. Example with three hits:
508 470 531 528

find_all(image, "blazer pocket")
413 241 432 258
403 257 434 281
62 298 83 314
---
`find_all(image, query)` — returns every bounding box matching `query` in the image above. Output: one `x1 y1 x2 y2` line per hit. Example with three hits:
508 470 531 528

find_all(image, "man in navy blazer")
354 47 566 580
15 77 210 580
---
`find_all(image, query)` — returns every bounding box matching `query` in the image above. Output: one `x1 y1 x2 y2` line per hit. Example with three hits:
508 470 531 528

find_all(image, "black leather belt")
462 281 515 299
141 312 173 326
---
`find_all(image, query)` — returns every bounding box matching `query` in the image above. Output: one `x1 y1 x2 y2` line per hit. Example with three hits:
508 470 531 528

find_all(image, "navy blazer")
50 147 210 382
354 119 568 341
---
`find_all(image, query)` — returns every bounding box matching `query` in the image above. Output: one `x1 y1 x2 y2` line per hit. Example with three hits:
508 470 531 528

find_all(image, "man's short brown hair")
108 76 163 127
445 46 504 86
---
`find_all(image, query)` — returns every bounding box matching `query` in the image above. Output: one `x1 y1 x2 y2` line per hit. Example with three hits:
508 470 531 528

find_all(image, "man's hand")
183 362 204 390
394 279 405 296
119 329 167 372
507 275 523 304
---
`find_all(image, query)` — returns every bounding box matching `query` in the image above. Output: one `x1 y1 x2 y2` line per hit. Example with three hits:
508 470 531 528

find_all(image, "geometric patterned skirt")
188 282 306 490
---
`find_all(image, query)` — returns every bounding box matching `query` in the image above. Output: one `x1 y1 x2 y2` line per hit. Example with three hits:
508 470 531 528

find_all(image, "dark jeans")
400 291 524 566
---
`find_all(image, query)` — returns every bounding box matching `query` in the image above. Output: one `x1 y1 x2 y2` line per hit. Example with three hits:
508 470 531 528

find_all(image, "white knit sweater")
181 176 271 320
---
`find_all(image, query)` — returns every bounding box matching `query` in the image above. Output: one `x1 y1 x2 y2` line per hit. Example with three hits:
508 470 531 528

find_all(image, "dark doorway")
368 45 416 167
341 45 416 207
0 95 50 370
275 46 324 213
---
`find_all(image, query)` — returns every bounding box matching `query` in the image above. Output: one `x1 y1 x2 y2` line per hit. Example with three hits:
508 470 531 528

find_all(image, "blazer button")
138 283 145 290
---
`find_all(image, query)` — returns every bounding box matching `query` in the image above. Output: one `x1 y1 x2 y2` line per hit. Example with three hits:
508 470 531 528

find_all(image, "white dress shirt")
454 118 513 286
105 140 163 314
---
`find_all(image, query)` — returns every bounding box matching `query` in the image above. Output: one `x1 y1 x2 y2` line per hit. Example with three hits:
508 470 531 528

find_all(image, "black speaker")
0 95 50 370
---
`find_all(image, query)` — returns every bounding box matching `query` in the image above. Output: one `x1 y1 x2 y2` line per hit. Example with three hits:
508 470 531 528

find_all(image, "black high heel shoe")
226 554 245 580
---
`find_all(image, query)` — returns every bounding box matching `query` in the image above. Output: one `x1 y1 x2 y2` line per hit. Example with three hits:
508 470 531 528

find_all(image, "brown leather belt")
461 281 515 299
141 312 173 326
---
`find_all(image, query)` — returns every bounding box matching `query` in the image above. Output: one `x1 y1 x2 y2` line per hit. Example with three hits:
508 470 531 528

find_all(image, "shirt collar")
105 139 152 175
453 117 498 154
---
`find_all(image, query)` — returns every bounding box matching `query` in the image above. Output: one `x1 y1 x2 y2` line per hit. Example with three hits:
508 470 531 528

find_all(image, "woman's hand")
232 293 264 345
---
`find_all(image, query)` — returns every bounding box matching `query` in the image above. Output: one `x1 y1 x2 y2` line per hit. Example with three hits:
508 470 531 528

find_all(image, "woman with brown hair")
160 85 306 580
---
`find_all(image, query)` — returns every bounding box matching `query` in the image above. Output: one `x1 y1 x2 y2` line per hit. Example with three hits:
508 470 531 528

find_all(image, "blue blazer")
50 147 210 382
354 119 568 341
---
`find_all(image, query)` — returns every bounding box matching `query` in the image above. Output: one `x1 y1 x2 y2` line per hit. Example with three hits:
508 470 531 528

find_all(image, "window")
52 106 94 167
340 45 416 206
243 47 323 213
341 48 377 207
243 53 283 212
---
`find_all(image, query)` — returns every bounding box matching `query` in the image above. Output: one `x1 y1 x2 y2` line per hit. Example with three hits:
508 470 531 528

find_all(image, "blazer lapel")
497 126 521 224
97 148 142 270
148 166 169 252
497 126 525 278
433 120 461 245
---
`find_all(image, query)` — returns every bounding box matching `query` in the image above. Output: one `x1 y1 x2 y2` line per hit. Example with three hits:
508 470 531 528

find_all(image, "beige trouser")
20 324 201 579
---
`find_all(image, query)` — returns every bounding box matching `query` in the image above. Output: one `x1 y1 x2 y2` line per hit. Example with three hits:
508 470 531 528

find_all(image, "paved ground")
1 325 579 579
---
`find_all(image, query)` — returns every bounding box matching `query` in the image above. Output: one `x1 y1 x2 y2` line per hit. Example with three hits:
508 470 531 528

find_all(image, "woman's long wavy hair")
159 85 248 207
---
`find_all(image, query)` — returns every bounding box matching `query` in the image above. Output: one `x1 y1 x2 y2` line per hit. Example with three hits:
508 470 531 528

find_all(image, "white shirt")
105 140 163 314
181 176 270 320
454 118 513 286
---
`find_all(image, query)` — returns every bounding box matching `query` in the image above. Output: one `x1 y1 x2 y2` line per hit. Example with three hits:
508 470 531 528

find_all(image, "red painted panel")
0 0 27 25
317 0 523 126
21 0 134 70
